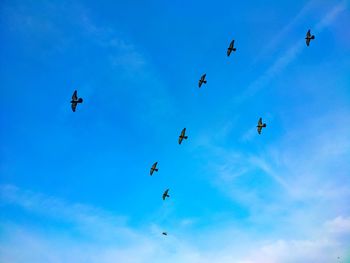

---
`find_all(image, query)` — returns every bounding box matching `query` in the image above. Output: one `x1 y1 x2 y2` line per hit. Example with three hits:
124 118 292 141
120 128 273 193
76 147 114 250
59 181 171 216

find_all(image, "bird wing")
202 74 206 80
179 128 185 144
72 90 78 101
71 102 77 112
257 126 262 134
227 40 234 56
258 118 262 126
198 79 202 87
306 30 311 38
153 162 157 169
306 38 310 46
150 162 157 175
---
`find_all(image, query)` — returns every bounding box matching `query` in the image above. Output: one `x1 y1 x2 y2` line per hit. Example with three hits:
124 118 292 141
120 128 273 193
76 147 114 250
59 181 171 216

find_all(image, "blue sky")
1 0 350 262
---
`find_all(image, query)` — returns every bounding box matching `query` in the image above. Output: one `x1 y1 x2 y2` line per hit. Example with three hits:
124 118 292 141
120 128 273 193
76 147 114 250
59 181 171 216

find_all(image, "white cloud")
201 105 350 244
325 216 350 235
1 185 349 263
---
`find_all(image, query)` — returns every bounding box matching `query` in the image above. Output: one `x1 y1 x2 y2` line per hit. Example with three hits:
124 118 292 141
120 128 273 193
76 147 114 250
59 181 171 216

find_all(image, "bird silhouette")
198 74 207 88
178 128 188 145
257 117 267 134
70 90 83 112
227 40 237 56
150 162 158 176
305 29 315 46
162 189 170 200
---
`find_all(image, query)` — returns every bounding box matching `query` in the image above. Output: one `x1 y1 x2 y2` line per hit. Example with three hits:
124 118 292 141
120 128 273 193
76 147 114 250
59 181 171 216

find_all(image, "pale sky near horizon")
1 0 350 262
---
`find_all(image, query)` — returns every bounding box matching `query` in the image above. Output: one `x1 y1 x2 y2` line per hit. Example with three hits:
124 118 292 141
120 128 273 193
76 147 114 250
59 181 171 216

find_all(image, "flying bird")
162 189 170 200
150 162 158 176
305 29 315 46
257 117 267 134
227 40 237 56
178 128 188 145
71 90 83 112
198 74 207 88
162 232 168 236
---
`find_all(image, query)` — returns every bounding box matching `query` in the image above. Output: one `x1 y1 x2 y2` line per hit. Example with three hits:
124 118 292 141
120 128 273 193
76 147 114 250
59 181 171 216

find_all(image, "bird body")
71 90 83 112
150 162 159 176
162 189 170 200
198 74 207 88
178 128 188 144
305 29 315 46
227 40 237 56
257 117 267 134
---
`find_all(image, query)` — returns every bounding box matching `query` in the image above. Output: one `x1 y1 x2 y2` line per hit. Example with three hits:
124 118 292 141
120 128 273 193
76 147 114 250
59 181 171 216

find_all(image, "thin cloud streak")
1 185 350 262
236 1 347 104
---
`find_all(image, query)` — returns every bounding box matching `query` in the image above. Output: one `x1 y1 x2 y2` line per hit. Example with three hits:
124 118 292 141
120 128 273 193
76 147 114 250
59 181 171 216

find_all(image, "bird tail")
167 194 170 197
155 168 158 172
311 35 315 39
233 48 237 51
263 124 266 127
78 98 83 103
184 136 188 139
203 80 207 84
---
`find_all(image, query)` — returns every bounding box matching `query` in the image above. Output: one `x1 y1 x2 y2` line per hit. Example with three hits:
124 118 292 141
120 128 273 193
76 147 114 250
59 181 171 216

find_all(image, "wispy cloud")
206 106 350 229
1 184 349 262
253 0 315 62
78 11 147 73
237 1 347 103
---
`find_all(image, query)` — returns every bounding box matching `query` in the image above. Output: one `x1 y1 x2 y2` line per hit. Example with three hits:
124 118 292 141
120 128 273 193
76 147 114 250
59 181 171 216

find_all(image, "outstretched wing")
72 90 78 101
306 30 311 38
257 118 262 134
162 190 169 200
227 40 234 56
306 38 310 46
150 162 157 175
198 79 202 88
179 128 186 144
257 126 262 134
202 74 206 81
71 102 77 112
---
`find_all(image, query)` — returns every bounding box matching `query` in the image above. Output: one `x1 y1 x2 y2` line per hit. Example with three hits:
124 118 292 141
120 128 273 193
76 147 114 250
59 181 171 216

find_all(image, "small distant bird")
227 40 237 56
178 128 188 145
71 90 83 112
305 29 315 46
198 74 207 88
150 162 158 176
162 189 170 200
162 232 167 236
257 117 266 134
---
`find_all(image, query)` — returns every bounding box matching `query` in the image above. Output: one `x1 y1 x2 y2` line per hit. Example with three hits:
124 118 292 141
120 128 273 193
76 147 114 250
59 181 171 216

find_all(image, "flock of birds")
69 29 316 237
